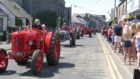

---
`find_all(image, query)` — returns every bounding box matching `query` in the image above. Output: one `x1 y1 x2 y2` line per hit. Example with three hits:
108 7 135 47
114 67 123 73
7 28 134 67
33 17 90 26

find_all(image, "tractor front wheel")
31 49 43 75
47 34 60 66
0 49 8 73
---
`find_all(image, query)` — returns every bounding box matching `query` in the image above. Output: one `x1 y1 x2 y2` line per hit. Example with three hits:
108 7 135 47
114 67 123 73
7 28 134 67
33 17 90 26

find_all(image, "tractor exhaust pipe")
29 20 32 31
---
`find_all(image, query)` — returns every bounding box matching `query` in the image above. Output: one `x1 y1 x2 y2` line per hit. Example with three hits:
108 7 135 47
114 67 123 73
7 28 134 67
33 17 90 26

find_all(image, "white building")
0 0 32 32
110 8 115 20
127 0 140 15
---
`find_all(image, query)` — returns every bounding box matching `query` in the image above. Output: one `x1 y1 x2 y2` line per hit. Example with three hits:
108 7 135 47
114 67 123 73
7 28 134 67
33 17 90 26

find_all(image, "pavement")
99 34 134 79
0 42 11 50
0 34 135 79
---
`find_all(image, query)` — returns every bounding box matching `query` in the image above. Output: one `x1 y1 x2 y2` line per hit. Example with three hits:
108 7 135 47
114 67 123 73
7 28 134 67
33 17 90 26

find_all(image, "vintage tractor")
0 28 60 75
75 26 81 39
58 25 76 47
81 26 92 37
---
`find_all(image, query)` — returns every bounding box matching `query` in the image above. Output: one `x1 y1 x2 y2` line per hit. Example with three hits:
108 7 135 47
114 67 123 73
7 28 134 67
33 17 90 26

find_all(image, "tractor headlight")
29 40 33 45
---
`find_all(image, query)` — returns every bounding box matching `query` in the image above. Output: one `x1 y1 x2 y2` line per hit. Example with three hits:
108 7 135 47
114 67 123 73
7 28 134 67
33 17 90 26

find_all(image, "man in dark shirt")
113 24 122 53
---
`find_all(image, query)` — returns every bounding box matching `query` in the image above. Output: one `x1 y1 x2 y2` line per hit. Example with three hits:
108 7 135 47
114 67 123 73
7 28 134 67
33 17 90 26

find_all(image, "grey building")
13 0 65 18
0 0 32 41
64 7 71 24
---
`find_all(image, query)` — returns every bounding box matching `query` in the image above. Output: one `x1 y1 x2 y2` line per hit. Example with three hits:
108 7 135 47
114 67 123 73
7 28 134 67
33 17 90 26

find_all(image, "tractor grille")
12 37 25 52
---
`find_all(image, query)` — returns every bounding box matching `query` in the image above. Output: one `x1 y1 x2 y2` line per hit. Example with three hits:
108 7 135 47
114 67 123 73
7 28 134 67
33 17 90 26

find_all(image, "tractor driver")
41 24 47 33
33 19 42 30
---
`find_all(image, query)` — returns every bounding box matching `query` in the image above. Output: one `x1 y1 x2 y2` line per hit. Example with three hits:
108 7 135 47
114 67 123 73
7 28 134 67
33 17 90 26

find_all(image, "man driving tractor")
33 19 42 30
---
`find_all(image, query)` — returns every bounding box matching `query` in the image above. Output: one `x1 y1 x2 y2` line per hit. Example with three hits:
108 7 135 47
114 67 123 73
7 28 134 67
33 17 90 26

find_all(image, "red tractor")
0 28 60 75
81 26 92 37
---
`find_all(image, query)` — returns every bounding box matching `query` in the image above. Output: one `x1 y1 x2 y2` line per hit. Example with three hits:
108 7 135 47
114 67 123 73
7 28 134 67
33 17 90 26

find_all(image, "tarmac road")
0 34 113 79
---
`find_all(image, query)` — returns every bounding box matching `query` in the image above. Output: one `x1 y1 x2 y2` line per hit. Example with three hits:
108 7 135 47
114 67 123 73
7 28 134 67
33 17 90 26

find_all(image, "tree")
15 17 23 26
136 13 140 19
36 11 57 29
128 15 135 21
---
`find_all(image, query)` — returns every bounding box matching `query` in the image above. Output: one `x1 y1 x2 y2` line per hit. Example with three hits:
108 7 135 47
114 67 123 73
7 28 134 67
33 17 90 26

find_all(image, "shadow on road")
61 44 84 48
20 62 75 78
60 57 64 59
0 70 16 75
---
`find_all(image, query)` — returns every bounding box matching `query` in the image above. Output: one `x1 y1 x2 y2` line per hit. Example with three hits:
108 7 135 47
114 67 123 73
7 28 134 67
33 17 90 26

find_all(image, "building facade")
110 8 115 20
0 0 32 41
64 7 71 24
116 0 140 21
127 0 140 16
117 0 127 20
13 0 65 18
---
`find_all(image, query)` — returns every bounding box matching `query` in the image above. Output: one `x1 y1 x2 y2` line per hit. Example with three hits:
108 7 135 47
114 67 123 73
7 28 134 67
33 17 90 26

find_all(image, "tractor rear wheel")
31 49 43 75
15 60 28 65
47 34 60 66
89 31 92 37
81 31 84 37
0 49 8 73
69 33 76 47
76 33 80 39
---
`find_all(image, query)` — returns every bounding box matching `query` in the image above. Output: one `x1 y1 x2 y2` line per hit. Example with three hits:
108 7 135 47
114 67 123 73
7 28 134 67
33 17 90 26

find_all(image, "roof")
0 0 32 20
0 8 6 16
72 14 88 25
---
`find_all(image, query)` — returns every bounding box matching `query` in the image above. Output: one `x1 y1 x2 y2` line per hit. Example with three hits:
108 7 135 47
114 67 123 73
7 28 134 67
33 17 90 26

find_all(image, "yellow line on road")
98 34 123 79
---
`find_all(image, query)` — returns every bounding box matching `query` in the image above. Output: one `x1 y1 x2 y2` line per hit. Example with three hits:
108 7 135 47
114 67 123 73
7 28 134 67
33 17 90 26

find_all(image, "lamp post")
114 0 117 18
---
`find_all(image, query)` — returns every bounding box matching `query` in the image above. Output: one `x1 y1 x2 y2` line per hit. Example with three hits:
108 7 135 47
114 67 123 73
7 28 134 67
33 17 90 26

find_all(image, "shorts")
136 45 140 52
123 41 132 48
114 35 121 43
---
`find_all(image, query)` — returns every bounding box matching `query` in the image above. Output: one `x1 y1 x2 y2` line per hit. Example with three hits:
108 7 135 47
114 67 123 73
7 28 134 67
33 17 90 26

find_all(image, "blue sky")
65 0 119 20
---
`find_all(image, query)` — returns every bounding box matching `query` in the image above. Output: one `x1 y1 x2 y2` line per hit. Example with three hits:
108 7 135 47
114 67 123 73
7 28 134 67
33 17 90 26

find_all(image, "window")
0 18 3 31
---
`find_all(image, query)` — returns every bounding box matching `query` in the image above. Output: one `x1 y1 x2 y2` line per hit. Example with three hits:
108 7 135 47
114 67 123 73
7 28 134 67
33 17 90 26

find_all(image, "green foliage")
128 15 135 21
15 17 23 26
36 11 57 28
112 17 118 24
56 16 61 27
136 13 140 19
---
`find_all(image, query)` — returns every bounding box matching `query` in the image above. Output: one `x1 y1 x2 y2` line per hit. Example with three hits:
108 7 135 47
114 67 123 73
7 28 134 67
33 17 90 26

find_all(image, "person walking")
113 19 122 53
107 26 113 43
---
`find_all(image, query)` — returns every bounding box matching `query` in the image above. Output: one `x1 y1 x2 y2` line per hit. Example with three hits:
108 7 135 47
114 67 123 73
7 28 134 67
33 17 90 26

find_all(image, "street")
0 34 113 79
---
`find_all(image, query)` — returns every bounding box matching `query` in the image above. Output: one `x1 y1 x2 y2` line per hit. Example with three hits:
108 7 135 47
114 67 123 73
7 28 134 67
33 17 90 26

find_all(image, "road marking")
98 34 123 79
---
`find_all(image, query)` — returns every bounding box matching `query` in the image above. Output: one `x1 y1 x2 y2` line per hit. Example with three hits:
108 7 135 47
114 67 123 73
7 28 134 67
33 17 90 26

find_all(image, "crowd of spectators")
102 16 140 68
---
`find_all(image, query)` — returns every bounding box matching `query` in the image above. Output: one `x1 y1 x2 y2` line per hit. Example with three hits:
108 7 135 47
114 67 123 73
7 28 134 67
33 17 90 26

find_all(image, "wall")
117 0 127 20
127 0 140 13
0 3 15 29
20 0 65 18
64 7 71 24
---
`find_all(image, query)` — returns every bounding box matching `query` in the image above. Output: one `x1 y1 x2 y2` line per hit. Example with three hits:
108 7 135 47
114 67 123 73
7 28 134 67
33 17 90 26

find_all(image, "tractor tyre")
81 32 84 37
76 33 80 39
47 34 60 66
69 37 73 47
81 30 84 37
15 60 28 65
89 31 92 38
31 49 43 75
69 33 76 47
0 49 8 73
